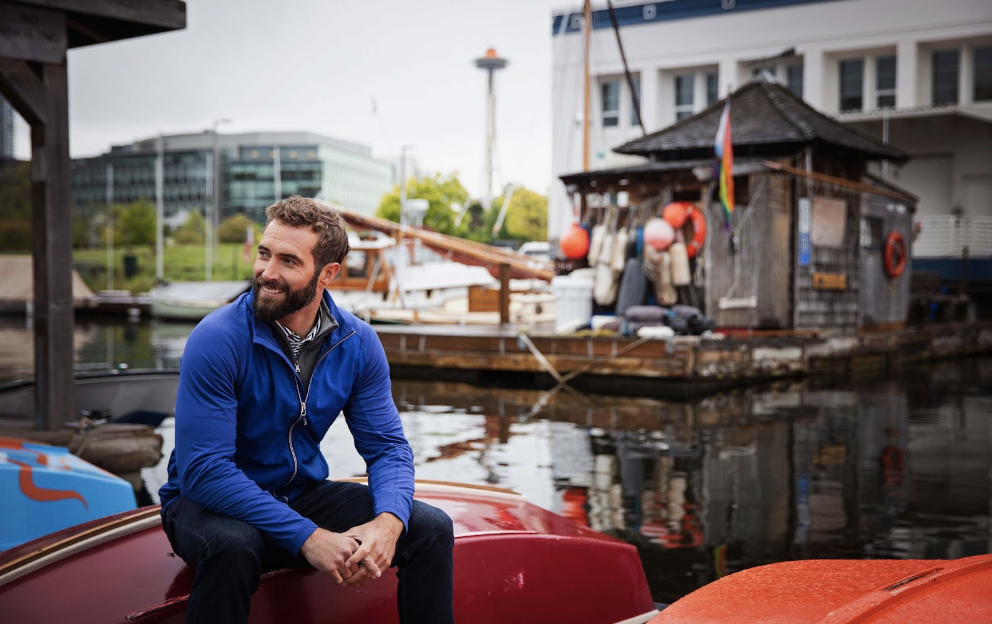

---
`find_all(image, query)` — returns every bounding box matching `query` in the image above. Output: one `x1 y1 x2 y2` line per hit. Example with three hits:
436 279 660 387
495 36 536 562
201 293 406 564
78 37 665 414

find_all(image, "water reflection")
384 361 992 604
2 317 989 604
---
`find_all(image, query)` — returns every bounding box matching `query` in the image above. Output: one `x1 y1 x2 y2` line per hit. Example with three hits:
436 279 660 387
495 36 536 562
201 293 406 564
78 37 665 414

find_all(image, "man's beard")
252 270 321 323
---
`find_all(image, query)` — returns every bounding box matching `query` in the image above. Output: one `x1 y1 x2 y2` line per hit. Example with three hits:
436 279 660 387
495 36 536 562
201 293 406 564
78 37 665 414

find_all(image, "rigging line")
561 21 586 177
605 0 646 137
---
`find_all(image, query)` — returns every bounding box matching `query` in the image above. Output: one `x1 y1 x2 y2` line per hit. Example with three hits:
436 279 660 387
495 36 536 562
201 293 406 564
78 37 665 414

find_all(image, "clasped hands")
300 513 403 586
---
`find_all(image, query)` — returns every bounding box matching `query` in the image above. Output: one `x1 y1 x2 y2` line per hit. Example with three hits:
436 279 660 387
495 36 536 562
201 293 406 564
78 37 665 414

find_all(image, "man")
159 196 454 624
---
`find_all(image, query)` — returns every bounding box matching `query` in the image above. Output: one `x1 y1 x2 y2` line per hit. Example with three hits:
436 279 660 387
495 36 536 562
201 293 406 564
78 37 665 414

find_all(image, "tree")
490 187 548 244
376 173 470 236
0 162 31 249
173 210 206 245
115 200 157 247
218 213 262 244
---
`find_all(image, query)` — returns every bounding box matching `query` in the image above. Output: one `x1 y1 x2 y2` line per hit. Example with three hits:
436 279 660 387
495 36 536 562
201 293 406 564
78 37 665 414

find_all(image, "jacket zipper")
281 330 357 489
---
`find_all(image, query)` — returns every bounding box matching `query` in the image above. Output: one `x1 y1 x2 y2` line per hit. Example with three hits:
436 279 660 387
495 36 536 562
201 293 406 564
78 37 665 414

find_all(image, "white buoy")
611 229 629 273
658 251 677 305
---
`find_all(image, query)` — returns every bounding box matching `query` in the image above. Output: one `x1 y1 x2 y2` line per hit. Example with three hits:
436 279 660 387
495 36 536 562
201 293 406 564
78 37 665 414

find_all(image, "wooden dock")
376 322 992 398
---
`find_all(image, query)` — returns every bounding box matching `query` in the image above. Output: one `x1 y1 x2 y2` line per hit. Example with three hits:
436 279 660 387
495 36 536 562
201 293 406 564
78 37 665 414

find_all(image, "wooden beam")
0 59 47 125
18 0 186 30
31 61 75 431
761 159 916 204
498 264 510 325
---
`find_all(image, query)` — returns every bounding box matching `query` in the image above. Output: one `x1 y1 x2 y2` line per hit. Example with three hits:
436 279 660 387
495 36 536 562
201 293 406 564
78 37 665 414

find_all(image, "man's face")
252 220 325 323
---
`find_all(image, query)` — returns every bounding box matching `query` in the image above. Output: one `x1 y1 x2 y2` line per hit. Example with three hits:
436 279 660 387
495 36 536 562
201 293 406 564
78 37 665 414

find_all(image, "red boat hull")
648 555 992 624
1 482 657 624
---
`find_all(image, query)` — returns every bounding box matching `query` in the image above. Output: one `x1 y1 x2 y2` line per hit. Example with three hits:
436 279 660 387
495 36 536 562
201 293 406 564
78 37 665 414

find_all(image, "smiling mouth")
261 286 285 296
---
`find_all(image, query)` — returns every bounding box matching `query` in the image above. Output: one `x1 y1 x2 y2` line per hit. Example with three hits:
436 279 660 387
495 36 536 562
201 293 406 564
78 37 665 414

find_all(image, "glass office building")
72 131 393 224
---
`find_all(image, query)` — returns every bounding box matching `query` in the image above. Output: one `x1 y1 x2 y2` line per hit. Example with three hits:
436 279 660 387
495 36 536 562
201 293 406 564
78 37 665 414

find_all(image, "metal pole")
205 150 213 280
207 131 216 281
155 134 164 281
106 163 114 290
274 145 281 203
582 0 592 171
486 69 495 199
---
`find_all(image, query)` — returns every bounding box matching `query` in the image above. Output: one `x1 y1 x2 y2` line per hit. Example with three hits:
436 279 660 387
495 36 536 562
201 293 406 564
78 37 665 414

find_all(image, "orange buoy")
662 202 691 229
560 224 590 259
884 231 906 279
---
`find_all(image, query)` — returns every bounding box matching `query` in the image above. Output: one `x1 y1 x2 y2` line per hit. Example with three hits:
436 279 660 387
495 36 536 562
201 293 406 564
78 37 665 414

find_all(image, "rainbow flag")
714 100 734 229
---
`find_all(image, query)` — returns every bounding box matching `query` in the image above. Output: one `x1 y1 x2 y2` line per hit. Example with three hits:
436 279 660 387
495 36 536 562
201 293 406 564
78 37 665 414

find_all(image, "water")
2 316 990 605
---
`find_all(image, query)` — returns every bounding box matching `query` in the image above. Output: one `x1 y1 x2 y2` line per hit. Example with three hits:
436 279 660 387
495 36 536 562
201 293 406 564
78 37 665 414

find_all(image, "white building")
550 0 992 267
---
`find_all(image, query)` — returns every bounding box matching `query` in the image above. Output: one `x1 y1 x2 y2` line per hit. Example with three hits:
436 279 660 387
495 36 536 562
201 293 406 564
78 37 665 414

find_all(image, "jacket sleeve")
343 328 415 532
173 320 318 554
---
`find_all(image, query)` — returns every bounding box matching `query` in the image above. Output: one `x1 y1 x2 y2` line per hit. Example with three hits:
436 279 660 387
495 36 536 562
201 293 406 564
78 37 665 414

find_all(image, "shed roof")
614 81 908 163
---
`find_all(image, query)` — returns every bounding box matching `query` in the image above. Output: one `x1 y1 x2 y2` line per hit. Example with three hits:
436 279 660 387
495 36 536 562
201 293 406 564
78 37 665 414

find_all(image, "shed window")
860 217 883 251
787 64 804 98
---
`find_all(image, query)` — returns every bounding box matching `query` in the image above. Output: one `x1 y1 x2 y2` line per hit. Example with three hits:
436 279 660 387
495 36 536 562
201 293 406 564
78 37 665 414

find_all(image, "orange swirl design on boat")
9 458 88 509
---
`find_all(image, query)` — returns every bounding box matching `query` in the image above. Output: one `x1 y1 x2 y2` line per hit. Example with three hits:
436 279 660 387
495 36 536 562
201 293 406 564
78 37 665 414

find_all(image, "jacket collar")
246 289 349 353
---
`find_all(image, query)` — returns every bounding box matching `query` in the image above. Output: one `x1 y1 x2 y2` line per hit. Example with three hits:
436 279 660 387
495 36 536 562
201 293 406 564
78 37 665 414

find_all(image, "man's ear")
320 262 341 286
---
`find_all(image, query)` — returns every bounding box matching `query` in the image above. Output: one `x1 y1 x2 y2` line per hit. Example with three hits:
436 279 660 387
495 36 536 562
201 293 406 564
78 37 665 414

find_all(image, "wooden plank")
31 60 74 431
19 0 186 30
761 160 915 203
0 58 47 125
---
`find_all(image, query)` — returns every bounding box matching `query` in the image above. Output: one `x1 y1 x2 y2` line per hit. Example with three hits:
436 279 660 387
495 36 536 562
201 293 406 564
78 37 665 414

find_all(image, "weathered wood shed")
561 81 917 333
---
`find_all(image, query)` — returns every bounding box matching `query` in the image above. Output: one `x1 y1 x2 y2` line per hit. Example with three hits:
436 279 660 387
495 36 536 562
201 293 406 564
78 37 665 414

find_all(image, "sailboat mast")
582 0 591 172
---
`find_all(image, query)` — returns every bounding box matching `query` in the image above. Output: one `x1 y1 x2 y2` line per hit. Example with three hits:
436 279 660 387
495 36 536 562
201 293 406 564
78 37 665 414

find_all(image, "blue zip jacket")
159 290 414 555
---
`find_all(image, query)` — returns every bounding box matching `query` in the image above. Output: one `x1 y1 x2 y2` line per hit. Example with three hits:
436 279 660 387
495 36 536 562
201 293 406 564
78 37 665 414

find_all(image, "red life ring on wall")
685 205 707 259
884 231 907 279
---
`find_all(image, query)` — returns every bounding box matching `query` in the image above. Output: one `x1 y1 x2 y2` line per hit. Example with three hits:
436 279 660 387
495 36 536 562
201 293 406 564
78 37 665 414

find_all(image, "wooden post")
499 263 511 325
31 61 75 430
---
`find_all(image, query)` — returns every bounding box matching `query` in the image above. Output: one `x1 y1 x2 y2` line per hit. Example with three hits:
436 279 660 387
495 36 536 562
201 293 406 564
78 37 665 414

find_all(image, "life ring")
884 231 907 279
685 205 707 259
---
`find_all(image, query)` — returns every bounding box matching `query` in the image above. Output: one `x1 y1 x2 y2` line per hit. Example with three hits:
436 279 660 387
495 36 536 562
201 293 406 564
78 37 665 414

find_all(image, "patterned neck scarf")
275 314 321 363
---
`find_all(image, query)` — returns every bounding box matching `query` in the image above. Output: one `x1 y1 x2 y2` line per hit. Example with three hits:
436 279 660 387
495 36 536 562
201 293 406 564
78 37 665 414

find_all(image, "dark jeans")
162 480 454 624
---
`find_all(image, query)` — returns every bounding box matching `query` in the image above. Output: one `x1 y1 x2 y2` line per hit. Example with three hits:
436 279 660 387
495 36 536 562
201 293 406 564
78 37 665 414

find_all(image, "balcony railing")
913 216 992 258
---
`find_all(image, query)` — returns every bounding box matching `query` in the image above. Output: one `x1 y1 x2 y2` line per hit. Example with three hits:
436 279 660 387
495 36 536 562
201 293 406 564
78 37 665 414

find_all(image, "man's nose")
259 259 280 282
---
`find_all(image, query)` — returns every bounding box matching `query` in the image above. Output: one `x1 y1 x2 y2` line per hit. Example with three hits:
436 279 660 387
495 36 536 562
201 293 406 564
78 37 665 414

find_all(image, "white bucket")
551 275 594 333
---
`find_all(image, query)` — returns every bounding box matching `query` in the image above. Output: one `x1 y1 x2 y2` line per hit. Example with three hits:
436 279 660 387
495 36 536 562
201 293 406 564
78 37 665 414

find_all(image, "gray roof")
614 81 909 163
559 158 767 186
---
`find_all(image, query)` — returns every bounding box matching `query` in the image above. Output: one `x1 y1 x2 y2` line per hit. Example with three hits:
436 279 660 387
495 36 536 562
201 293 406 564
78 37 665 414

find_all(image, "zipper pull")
301 402 307 426
295 360 301 374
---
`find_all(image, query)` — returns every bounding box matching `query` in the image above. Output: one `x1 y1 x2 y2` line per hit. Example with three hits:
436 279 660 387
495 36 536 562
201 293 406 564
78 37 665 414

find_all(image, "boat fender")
670 242 692 286
588 223 606 265
625 305 667 324
594 234 618 306
658 251 677 306
611 229 629 273
615 258 648 317
636 325 675 340
884 231 907 279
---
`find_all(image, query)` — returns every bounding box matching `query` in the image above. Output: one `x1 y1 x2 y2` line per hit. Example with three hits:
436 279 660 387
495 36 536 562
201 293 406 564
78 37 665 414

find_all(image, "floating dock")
376 322 992 398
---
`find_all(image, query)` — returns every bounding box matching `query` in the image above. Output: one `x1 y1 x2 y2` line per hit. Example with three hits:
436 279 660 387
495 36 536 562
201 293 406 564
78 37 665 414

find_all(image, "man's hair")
265 196 350 267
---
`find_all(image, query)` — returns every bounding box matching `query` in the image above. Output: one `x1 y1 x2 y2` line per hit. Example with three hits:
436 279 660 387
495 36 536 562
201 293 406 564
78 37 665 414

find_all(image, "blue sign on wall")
799 232 811 266
798 197 811 267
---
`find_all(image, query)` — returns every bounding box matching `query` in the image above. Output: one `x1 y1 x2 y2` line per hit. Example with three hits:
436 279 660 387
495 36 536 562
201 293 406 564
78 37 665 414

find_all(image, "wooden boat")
0 437 136 552
0 370 179 427
148 280 251 321
648 555 992 624
0 480 659 624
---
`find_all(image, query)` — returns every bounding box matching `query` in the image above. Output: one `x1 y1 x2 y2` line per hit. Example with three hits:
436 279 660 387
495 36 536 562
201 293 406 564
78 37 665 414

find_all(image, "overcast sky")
13 0 579 198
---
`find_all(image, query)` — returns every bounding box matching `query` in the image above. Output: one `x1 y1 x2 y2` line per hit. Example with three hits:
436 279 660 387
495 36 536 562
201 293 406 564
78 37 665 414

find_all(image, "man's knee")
409 502 454 550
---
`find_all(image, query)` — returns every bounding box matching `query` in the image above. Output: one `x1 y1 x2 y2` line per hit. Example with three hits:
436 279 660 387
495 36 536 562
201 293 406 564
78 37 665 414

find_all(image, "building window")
932 49 959 105
601 80 620 127
787 64 804 98
705 72 719 106
975 46 992 102
839 59 864 112
630 76 641 126
675 74 694 121
876 55 896 108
